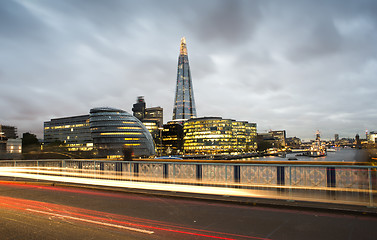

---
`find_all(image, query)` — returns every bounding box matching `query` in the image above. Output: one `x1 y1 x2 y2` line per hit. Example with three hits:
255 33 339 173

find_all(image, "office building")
172 37 197 120
0 124 21 159
334 134 339 142
269 130 287 147
132 96 146 120
161 121 184 155
286 137 302 148
44 115 93 152
132 96 163 127
0 125 17 139
145 107 163 127
131 97 163 152
89 107 155 158
367 131 377 144
183 117 257 155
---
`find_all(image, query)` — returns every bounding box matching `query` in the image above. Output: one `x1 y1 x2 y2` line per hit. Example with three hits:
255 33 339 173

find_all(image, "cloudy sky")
1 0 377 140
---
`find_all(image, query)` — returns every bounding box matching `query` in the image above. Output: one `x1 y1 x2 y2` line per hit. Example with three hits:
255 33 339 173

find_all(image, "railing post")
163 163 169 179
234 165 240 183
133 162 139 177
289 166 292 200
116 162 123 173
225 165 228 185
196 164 202 181
173 163 176 183
368 168 373 207
326 167 336 188
277 166 285 186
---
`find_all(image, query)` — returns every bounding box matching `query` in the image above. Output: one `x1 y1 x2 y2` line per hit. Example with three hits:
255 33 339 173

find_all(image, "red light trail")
0 193 270 240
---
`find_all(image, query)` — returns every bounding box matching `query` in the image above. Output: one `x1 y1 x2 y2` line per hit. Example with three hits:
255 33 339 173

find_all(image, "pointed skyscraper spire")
173 37 197 120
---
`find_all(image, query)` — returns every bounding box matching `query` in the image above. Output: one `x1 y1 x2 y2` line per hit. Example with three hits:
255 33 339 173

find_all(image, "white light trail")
26 209 154 234
0 167 264 198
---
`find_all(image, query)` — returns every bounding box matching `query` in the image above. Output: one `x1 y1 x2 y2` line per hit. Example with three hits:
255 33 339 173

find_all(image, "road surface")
0 180 376 240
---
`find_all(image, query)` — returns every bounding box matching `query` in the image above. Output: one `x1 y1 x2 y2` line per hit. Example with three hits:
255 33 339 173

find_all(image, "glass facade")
44 115 93 152
89 107 155 158
162 121 184 155
183 117 257 155
173 37 197 120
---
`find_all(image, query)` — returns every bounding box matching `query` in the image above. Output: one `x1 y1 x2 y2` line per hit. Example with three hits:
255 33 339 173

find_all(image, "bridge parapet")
0 159 376 208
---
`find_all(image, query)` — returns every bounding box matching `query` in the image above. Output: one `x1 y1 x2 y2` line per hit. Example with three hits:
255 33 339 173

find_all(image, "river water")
248 148 370 163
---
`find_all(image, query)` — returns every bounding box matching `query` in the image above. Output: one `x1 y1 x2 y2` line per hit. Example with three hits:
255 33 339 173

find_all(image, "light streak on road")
26 208 154 234
0 195 269 240
1 166 375 207
0 167 265 198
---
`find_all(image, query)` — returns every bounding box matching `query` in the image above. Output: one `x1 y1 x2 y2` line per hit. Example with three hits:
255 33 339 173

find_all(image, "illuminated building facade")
131 97 163 152
183 117 257 155
367 131 377 144
132 96 163 127
0 125 18 139
162 121 184 155
173 37 197 120
43 115 93 152
269 130 286 147
145 107 163 127
286 137 302 148
89 107 155 158
0 125 22 158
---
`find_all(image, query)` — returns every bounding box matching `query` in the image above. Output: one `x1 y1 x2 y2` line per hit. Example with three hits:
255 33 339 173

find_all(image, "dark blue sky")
1 0 377 140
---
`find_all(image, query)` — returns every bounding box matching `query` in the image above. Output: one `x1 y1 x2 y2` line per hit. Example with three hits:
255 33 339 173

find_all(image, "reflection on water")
252 148 369 162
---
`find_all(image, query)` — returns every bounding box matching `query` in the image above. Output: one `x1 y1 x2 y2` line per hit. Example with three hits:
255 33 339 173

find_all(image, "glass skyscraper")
172 37 197 120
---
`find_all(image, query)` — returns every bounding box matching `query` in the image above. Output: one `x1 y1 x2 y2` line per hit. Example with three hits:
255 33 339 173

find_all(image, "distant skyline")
1 0 377 141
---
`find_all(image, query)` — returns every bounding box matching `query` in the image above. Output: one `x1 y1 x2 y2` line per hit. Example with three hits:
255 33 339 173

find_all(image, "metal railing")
0 159 376 208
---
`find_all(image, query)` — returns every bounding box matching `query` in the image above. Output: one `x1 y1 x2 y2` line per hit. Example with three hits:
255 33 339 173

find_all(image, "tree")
22 132 40 153
257 141 273 152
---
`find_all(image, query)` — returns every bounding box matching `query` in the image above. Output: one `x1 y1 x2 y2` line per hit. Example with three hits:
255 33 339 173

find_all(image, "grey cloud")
0 1 47 41
187 0 261 46
1 0 377 140
287 20 342 62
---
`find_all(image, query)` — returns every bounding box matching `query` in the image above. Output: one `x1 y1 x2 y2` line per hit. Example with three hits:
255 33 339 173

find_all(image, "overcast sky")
1 0 377 140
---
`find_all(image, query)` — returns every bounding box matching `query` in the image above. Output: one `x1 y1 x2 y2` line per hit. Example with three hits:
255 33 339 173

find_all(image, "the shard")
172 37 197 120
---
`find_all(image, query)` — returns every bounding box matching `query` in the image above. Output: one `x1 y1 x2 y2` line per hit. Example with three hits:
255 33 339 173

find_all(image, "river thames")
249 148 370 163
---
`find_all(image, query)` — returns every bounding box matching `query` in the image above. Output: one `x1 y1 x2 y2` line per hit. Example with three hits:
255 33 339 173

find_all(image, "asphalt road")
0 180 376 240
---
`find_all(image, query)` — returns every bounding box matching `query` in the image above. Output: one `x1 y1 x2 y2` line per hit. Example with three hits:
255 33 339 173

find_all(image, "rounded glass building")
89 107 155 158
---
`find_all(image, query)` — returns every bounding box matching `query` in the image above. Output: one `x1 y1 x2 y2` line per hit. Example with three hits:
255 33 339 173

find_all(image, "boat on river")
308 140 327 157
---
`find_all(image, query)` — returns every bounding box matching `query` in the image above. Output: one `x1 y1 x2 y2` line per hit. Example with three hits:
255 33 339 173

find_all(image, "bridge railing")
0 159 376 207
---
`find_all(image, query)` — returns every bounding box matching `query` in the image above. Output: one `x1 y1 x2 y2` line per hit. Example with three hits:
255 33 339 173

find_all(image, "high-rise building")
335 134 339 142
131 97 164 152
132 96 146 120
172 37 197 120
162 121 184 156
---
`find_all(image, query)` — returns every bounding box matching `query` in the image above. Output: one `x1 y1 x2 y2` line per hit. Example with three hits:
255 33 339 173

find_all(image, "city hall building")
43 107 155 158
